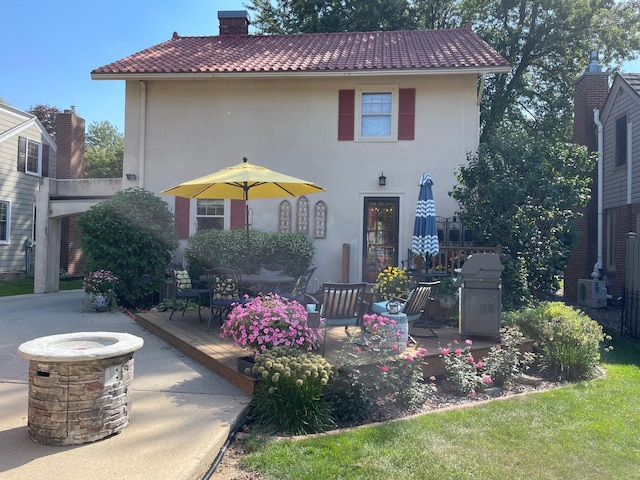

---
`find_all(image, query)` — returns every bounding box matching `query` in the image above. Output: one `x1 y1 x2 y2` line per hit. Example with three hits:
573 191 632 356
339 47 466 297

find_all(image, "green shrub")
503 302 606 381
78 188 177 308
184 230 314 278
250 347 334 435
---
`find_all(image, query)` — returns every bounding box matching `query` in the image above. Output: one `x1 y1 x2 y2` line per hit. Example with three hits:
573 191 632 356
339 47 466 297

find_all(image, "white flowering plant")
250 346 334 435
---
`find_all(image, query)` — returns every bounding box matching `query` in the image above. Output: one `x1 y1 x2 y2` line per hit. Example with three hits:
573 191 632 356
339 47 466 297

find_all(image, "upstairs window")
615 114 627 167
338 87 415 142
0 200 10 243
196 199 224 231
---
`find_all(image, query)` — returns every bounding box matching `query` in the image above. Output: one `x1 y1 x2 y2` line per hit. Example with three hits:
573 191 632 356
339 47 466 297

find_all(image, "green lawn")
241 334 640 479
0 277 83 297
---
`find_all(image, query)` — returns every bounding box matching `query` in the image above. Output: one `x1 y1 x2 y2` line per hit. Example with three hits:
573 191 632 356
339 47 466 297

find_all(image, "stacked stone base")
27 353 134 446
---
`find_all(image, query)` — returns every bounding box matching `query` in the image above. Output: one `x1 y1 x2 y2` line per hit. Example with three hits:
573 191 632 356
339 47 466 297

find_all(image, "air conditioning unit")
577 279 607 308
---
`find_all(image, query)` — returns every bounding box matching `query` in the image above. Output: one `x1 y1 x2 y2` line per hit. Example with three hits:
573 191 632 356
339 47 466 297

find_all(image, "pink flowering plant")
326 313 430 423
82 270 119 305
440 339 492 396
219 294 322 354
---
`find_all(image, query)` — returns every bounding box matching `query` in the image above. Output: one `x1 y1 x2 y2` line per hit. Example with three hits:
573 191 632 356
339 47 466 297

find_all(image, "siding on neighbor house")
0 108 56 274
602 87 640 210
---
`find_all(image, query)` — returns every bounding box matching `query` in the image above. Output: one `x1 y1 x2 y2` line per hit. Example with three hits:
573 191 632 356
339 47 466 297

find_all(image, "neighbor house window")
616 114 627 167
17 137 42 175
196 199 224 231
338 87 415 141
0 200 10 243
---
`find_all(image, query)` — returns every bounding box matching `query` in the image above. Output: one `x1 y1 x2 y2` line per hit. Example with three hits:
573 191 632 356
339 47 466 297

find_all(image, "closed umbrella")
411 173 439 266
162 157 325 270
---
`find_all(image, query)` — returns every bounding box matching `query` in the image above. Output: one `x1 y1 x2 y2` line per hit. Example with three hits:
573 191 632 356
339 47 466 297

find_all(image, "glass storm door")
363 197 399 282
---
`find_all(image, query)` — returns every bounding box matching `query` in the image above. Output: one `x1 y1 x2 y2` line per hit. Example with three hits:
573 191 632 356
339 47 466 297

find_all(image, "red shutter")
17 136 26 171
398 88 415 140
175 197 190 239
338 89 355 141
42 144 49 177
230 200 245 229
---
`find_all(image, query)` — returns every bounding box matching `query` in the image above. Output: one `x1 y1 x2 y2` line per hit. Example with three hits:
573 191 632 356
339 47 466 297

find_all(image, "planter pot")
93 294 111 312
237 356 257 377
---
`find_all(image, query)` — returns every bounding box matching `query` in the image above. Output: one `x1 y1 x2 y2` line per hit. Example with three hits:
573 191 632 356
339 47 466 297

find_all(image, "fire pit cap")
18 331 144 362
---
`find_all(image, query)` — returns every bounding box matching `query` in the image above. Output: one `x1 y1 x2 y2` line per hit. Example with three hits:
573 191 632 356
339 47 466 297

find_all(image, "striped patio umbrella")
411 173 439 259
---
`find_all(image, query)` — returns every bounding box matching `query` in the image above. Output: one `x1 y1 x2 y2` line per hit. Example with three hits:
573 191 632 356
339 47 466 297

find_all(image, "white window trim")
0 199 11 244
355 85 399 143
191 198 229 235
25 139 42 176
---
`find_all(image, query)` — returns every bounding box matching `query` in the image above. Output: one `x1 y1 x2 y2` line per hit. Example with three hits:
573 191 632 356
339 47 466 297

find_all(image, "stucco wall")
122 74 480 284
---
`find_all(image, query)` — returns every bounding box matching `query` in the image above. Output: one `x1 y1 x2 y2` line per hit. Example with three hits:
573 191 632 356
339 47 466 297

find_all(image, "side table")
380 311 408 352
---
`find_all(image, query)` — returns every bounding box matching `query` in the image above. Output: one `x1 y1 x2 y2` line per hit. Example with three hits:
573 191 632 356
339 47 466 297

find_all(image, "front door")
362 197 399 282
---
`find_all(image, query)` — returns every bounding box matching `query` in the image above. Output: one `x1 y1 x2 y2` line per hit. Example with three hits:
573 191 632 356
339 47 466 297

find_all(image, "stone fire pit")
18 331 144 446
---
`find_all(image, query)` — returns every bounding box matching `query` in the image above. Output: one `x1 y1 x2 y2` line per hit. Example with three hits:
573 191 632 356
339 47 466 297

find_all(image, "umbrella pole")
244 185 250 274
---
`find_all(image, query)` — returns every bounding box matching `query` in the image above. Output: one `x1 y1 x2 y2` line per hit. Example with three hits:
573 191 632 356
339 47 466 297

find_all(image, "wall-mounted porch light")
378 172 387 186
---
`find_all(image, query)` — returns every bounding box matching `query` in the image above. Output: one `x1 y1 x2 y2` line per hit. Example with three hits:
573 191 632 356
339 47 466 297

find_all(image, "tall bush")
184 229 314 277
503 302 607 381
78 188 177 307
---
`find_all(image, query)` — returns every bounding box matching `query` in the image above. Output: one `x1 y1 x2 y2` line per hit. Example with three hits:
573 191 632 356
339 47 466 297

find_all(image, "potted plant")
82 270 119 311
371 266 411 300
219 294 323 372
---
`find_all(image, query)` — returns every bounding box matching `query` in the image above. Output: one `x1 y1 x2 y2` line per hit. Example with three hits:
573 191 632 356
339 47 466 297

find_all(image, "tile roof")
92 28 509 77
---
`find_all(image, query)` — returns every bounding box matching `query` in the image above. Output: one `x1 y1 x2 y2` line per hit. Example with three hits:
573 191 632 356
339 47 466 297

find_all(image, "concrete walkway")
0 290 250 480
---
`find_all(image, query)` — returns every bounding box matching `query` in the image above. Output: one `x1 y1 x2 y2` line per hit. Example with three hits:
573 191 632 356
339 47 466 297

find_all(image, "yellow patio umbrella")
161 157 326 269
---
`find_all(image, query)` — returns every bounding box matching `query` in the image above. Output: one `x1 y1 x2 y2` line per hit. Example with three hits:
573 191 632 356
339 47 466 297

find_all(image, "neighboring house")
599 73 640 298
0 103 56 280
91 10 509 285
566 59 640 305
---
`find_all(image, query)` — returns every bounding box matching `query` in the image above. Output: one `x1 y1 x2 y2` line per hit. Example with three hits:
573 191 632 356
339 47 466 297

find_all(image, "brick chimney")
572 51 609 149
218 10 250 36
564 52 610 301
55 108 85 179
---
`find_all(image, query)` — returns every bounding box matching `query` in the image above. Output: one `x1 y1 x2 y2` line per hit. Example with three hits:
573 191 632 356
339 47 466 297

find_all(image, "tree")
466 0 640 143
78 188 178 308
84 121 124 178
28 104 61 140
450 135 596 308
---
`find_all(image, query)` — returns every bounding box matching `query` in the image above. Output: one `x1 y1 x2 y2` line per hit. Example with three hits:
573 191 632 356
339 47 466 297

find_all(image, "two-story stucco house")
91 10 509 286
0 103 56 279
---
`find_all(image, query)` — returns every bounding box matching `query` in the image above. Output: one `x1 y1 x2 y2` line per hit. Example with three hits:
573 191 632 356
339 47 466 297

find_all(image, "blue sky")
2 0 639 134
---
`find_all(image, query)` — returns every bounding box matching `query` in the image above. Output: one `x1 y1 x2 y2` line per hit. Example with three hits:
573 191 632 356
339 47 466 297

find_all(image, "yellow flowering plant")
371 266 411 300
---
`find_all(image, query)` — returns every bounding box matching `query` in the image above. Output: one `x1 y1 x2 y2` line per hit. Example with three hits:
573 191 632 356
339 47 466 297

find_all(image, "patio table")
240 274 295 295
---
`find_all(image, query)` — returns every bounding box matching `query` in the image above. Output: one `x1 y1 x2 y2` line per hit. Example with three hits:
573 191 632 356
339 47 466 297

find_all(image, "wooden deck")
133 308 509 395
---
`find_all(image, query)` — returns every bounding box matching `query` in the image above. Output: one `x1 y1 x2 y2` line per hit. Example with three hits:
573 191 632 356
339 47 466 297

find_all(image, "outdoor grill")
453 253 503 338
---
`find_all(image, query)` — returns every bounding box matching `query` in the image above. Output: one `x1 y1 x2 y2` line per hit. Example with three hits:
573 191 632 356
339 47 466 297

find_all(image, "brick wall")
564 70 609 301
56 110 86 275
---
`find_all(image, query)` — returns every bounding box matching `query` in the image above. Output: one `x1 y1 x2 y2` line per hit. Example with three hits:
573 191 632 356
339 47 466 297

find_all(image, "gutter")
628 121 633 205
593 108 604 279
138 80 147 187
91 66 512 81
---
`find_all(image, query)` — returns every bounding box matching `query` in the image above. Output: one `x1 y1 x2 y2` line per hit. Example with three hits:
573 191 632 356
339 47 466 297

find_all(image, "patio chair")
205 267 251 331
317 282 366 356
370 281 440 342
168 265 209 322
280 267 317 304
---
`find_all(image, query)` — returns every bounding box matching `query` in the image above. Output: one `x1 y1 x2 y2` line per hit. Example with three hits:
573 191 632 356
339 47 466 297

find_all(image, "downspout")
627 121 633 205
592 109 604 279
138 80 147 187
